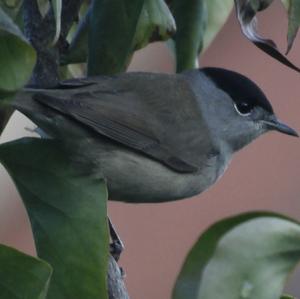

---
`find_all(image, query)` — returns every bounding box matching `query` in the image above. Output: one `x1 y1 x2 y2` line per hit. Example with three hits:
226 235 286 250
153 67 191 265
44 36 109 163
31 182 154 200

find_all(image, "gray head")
195 67 298 152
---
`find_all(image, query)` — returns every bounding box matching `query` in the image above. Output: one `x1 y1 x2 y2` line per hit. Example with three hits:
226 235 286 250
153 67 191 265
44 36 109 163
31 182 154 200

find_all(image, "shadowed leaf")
173 212 300 299
234 0 300 73
88 0 145 75
281 295 296 299
0 137 109 299
168 0 207 72
0 244 52 299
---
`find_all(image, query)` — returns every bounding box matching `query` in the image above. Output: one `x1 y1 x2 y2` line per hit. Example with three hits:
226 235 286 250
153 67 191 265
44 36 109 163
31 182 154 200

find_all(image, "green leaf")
88 0 145 75
281 295 296 299
0 8 36 95
0 244 52 299
133 0 176 50
168 0 207 72
173 212 300 299
0 138 109 299
202 0 233 51
282 0 300 54
50 0 62 45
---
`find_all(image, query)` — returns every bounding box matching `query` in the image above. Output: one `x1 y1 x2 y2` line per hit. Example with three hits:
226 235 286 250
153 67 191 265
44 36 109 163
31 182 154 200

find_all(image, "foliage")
0 1 300 299
173 212 300 299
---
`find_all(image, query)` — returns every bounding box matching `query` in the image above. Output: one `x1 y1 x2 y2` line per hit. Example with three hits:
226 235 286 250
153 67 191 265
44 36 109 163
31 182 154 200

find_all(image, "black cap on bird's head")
202 67 298 138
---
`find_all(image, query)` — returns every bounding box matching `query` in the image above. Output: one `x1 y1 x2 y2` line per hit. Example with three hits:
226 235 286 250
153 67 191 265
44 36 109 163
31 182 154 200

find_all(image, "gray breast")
83 139 231 203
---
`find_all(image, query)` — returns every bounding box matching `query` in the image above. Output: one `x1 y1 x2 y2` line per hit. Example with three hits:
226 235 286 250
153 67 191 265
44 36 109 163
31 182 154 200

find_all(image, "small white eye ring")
234 103 252 117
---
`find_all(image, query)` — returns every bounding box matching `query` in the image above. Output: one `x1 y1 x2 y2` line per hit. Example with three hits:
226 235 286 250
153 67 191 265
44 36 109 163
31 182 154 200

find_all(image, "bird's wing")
31 73 213 173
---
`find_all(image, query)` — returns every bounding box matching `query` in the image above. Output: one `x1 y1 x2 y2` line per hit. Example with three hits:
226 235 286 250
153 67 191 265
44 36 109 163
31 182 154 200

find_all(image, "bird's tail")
13 88 43 116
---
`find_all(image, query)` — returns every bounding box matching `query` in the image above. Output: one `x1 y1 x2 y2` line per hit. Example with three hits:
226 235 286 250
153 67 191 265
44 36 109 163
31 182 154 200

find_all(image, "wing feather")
33 87 198 173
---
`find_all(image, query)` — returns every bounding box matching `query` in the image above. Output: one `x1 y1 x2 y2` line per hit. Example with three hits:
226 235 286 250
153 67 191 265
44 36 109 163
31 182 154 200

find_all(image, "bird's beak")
263 115 299 137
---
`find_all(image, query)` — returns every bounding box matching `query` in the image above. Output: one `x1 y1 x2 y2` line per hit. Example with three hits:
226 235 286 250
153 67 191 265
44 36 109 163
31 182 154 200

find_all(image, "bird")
13 67 298 203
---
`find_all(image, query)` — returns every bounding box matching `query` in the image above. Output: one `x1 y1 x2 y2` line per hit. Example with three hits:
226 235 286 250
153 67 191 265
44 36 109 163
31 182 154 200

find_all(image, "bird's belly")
92 145 226 203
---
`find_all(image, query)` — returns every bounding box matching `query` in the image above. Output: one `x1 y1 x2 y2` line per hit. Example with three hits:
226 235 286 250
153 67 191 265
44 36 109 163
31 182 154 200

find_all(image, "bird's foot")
108 218 124 262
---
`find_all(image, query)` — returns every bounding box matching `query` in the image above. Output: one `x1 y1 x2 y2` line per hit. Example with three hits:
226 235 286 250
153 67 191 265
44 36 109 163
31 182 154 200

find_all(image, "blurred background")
1 1 300 298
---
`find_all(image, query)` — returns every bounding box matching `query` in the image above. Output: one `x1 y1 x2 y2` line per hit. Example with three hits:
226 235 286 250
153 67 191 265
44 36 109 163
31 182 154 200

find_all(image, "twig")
108 256 130 299
23 0 59 87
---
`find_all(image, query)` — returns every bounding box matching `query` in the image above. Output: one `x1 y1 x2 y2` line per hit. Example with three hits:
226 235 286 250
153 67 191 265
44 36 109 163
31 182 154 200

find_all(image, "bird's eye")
234 102 253 116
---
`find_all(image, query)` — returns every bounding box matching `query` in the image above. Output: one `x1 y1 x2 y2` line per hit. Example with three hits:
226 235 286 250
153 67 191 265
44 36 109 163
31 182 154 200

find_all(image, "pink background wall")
1 2 300 298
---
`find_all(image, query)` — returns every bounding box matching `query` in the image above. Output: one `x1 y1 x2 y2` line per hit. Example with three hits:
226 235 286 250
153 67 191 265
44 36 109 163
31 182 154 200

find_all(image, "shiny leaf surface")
173 212 300 299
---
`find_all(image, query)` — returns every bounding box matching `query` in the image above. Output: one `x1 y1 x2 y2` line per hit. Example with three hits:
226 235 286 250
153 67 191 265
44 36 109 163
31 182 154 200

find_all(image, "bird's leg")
108 217 124 262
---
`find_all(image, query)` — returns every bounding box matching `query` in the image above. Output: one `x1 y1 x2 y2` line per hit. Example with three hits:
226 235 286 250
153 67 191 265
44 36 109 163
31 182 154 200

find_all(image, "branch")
108 256 130 299
23 0 59 87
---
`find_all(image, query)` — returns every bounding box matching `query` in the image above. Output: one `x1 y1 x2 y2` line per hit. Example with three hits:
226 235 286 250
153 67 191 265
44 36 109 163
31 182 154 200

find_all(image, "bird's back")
15 72 217 171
